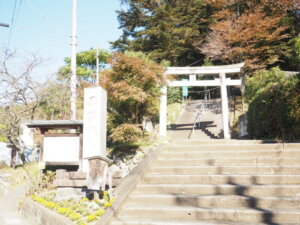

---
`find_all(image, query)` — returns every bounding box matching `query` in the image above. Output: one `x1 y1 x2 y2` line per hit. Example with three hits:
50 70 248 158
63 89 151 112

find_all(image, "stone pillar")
82 87 107 172
220 73 230 139
159 86 167 137
241 75 246 113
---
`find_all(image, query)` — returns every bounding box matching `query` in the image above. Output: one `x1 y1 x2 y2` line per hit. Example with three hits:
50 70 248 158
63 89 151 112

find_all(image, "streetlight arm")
0 23 9 27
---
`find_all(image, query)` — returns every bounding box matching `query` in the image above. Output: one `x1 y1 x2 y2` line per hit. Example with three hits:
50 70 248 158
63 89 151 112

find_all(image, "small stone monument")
86 156 113 199
239 114 248 137
143 118 153 133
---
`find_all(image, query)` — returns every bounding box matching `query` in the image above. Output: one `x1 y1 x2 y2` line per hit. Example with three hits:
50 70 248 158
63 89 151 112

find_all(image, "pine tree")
113 0 212 66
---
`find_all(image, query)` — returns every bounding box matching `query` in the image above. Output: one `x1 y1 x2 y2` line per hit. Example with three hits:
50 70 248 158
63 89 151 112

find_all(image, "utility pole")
96 48 99 86
70 0 77 120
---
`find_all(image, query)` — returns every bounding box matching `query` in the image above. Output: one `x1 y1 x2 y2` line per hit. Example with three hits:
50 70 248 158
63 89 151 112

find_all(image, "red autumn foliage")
100 52 165 124
200 0 297 70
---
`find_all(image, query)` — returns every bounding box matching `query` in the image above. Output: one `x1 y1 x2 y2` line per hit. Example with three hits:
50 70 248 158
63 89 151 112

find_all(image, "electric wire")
76 43 91 71
24 0 68 37
79 51 90 68
185 56 205 67
7 0 18 46
15 0 23 24
186 87 220 93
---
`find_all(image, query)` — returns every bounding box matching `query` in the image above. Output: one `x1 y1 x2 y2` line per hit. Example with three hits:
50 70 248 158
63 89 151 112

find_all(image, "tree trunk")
19 150 27 165
135 103 140 124
10 147 17 169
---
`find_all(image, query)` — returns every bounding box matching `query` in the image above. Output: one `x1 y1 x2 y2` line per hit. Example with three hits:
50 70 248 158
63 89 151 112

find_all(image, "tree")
58 49 109 82
100 51 165 126
246 68 300 140
36 80 71 120
115 0 299 71
199 0 297 71
57 49 109 119
113 0 211 66
288 34 300 71
0 49 43 168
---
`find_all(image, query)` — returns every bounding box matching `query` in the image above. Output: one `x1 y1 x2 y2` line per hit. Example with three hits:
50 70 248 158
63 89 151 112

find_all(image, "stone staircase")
109 140 300 225
170 99 223 140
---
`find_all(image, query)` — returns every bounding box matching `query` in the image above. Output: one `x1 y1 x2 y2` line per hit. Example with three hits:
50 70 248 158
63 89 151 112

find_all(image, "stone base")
55 187 85 201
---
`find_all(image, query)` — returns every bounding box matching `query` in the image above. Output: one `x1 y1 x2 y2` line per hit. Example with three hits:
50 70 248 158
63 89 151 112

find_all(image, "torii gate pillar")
220 73 230 139
159 86 167 137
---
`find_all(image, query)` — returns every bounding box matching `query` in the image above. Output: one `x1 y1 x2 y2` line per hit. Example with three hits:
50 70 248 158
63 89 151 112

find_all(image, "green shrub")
288 35 300 71
167 87 182 104
110 124 143 146
246 68 300 140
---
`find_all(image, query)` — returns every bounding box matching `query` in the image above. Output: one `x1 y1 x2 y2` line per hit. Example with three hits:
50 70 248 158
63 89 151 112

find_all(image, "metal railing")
188 90 209 139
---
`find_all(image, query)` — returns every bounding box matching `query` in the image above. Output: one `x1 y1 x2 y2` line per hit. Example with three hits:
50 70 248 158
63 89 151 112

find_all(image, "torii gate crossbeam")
159 63 244 139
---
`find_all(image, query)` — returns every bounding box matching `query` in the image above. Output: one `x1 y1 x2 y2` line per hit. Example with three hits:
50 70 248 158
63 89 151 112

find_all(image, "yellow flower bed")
31 192 115 224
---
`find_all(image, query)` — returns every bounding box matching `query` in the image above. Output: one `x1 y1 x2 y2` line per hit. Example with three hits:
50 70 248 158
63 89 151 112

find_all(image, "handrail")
188 91 209 139
189 103 204 139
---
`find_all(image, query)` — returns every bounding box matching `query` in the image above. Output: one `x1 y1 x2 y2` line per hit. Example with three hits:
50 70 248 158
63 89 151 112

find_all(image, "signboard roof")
26 120 83 129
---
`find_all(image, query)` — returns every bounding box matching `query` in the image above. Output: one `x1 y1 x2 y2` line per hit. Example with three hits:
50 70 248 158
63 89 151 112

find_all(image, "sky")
0 0 123 79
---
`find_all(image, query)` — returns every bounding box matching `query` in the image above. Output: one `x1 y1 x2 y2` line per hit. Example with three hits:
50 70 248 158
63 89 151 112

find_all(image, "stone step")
158 150 300 159
171 140 299 147
109 140 300 225
142 174 300 185
118 206 300 223
111 218 288 225
134 184 300 196
153 157 300 166
149 166 300 175
170 139 266 144
166 144 286 151
125 194 300 209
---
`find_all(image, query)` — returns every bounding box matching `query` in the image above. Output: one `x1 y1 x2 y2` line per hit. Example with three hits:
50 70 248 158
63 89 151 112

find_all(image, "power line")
7 0 18 46
24 0 68 37
186 87 220 93
15 0 23 23
185 56 205 67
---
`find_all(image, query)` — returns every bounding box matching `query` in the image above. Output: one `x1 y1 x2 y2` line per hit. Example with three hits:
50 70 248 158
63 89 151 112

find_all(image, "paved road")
0 182 33 225
169 99 223 140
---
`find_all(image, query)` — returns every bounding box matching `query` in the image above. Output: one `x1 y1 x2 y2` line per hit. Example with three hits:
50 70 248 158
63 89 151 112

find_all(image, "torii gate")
159 63 245 139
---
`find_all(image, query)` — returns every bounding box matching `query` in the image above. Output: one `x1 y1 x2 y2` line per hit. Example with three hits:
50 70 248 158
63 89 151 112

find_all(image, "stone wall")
109 150 146 182
20 198 72 225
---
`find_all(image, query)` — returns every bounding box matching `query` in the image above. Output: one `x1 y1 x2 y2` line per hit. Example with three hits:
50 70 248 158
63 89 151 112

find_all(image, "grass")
167 102 184 126
0 162 39 187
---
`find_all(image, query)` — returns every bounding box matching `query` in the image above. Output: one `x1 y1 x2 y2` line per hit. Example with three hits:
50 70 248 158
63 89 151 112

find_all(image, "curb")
20 198 72 225
96 144 164 225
